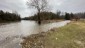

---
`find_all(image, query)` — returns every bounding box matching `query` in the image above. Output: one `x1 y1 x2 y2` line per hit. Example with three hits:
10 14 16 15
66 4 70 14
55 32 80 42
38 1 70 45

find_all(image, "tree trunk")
37 9 41 25
38 12 41 25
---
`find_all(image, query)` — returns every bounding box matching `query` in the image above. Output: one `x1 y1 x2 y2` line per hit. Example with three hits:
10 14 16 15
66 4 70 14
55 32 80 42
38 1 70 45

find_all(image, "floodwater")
0 20 70 48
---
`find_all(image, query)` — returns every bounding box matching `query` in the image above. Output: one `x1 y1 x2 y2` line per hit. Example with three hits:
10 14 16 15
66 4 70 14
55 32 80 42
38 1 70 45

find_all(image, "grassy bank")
21 21 85 48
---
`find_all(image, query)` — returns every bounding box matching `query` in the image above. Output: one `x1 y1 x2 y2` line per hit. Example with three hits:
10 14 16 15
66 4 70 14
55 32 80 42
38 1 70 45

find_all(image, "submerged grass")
22 21 85 48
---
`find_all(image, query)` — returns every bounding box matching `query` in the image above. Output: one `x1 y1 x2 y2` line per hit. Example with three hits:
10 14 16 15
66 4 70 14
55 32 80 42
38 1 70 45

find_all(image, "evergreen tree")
65 13 71 20
0 10 21 22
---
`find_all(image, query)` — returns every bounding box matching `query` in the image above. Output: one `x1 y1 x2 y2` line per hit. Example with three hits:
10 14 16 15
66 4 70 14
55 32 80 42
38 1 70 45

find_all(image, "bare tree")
27 0 48 24
56 10 61 19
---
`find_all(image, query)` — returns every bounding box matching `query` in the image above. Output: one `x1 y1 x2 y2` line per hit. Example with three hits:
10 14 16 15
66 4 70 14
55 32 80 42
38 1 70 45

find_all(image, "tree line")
22 12 61 21
26 0 85 24
65 12 85 21
0 10 21 23
22 11 85 21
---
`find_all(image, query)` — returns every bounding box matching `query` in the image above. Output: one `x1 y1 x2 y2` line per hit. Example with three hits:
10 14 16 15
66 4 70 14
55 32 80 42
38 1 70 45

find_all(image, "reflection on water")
0 20 70 48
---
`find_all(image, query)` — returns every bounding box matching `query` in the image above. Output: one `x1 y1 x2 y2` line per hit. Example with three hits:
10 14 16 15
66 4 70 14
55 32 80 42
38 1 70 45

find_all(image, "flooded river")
0 20 70 48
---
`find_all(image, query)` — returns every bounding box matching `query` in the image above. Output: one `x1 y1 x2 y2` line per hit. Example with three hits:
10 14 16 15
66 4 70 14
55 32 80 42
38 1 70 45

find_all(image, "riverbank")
0 20 21 26
21 21 85 48
41 19 64 24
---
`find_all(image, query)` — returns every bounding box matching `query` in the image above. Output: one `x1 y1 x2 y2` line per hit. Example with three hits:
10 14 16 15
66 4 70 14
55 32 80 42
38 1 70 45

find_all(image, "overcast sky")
0 0 85 17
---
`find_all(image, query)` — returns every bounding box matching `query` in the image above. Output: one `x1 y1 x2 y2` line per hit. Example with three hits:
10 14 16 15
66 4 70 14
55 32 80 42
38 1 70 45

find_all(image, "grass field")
22 21 85 48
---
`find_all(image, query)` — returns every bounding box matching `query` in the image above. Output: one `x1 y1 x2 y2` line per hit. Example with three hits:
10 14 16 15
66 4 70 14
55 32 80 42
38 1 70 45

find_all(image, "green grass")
45 21 85 48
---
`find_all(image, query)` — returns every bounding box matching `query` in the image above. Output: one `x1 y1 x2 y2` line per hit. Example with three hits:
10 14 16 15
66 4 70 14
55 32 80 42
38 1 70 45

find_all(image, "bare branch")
27 0 48 12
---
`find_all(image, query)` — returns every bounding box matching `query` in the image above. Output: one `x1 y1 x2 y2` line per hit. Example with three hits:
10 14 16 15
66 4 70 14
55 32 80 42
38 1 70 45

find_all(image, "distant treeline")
22 11 85 21
75 12 85 19
0 10 21 22
22 12 63 21
64 12 85 21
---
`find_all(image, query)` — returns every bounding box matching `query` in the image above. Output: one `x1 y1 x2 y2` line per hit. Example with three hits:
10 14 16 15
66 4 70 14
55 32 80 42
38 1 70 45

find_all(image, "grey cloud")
0 0 30 17
53 0 85 13
0 0 85 17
